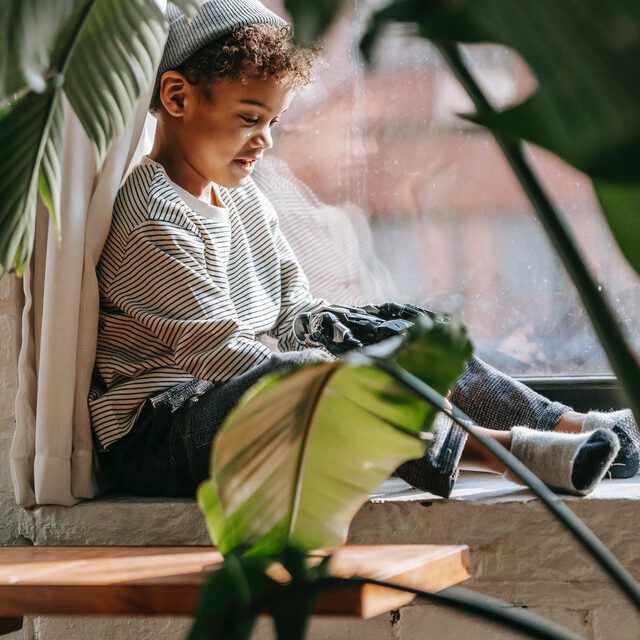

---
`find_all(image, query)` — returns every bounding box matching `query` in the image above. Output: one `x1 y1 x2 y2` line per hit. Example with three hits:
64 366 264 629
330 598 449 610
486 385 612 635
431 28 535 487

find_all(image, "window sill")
370 470 640 503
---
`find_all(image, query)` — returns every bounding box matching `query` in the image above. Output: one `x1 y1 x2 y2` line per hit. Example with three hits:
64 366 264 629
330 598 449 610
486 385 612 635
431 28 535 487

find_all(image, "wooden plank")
0 545 470 619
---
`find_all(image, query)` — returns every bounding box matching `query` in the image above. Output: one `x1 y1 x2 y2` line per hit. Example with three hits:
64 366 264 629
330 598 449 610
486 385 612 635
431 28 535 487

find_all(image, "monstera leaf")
359 0 640 276
0 0 202 276
198 315 472 556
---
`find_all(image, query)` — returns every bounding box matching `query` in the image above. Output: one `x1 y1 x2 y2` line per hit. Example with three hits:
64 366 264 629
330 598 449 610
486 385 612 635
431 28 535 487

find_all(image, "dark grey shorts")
98 350 332 497
99 354 569 498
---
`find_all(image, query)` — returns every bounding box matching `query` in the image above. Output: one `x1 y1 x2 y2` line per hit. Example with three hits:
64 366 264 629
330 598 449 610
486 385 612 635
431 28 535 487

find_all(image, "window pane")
259 1 640 376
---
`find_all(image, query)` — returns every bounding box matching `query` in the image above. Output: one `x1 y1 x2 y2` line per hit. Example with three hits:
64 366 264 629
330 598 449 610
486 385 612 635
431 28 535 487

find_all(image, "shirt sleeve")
265 209 330 352
106 219 273 382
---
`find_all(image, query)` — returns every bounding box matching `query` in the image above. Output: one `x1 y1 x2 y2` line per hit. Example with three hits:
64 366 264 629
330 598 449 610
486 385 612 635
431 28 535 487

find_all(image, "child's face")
181 76 296 189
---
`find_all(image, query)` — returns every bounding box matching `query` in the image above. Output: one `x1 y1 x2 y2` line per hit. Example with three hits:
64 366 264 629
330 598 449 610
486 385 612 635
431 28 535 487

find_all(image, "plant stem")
436 41 640 422
376 358 640 612
276 578 581 640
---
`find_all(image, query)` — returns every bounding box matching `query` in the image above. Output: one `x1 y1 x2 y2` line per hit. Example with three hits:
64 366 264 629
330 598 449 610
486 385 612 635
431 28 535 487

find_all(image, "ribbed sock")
581 410 639 479
504 427 619 496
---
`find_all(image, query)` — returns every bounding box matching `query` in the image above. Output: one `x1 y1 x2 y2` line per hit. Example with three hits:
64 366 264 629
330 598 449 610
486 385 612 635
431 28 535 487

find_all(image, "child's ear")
159 71 188 117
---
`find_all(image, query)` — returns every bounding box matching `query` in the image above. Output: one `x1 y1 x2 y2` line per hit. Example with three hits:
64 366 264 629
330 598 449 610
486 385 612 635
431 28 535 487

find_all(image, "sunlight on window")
260 0 640 376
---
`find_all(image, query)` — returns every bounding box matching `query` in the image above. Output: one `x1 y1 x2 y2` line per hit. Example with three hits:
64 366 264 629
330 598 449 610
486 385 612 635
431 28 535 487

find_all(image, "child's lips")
233 155 261 174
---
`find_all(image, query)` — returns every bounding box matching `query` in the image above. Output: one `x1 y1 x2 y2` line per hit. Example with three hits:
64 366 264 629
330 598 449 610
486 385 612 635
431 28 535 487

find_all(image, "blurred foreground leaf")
198 316 472 556
361 0 640 276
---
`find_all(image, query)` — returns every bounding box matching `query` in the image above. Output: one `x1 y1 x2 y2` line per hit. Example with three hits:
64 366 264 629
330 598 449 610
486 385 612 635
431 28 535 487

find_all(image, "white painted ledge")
371 471 640 503
6 472 640 548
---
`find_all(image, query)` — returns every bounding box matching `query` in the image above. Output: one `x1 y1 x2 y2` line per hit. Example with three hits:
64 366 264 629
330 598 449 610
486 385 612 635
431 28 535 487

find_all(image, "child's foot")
504 427 620 495
582 409 640 479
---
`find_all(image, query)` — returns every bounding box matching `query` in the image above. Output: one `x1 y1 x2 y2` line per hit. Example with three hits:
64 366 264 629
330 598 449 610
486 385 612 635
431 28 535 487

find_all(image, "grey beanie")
152 0 288 106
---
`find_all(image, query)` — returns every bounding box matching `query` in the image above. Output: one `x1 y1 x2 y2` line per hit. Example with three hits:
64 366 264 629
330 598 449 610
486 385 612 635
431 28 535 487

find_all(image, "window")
261 0 640 377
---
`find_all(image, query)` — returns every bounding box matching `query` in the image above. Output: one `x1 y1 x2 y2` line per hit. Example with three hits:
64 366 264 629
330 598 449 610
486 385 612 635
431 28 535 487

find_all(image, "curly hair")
150 24 318 111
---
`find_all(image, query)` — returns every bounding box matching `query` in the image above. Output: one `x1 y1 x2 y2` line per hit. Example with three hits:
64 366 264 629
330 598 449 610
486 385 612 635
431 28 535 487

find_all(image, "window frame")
520 375 624 413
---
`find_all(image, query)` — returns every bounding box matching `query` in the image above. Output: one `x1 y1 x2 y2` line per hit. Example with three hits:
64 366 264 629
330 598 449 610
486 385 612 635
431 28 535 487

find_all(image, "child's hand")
293 310 364 355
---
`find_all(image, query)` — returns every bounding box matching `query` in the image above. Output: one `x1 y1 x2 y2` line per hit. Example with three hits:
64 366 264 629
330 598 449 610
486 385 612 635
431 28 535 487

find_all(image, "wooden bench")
0 544 470 635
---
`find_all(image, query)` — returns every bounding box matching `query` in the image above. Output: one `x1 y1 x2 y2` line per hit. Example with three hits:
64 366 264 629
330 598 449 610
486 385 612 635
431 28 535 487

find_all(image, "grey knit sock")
581 409 640 479
505 427 620 496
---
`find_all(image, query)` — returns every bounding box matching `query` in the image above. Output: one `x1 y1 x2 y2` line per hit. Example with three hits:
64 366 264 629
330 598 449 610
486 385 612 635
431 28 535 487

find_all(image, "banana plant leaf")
0 0 202 276
0 0 77 101
357 0 640 276
187 547 329 640
198 316 472 556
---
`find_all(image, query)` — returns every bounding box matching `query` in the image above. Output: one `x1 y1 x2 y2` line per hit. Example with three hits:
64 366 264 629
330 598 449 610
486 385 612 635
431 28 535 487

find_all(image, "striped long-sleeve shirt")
89 156 326 449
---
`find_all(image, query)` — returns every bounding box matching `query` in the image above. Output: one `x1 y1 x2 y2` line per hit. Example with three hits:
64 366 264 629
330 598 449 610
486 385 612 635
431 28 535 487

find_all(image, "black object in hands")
293 302 441 356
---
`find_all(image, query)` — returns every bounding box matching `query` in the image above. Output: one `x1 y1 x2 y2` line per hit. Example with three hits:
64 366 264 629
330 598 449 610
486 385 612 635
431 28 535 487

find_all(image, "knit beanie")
152 0 288 106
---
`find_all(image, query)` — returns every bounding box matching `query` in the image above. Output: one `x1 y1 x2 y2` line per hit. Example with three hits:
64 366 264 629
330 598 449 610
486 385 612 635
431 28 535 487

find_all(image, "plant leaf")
367 0 640 181
393 314 474 396
198 321 472 556
198 361 426 555
38 96 65 241
0 2 26 102
5 0 79 98
0 90 58 275
592 180 640 276
62 0 169 165
187 552 274 640
0 0 205 274
188 546 326 640
361 0 640 275
198 475 227 549
269 546 325 640
284 0 346 46
48 0 203 165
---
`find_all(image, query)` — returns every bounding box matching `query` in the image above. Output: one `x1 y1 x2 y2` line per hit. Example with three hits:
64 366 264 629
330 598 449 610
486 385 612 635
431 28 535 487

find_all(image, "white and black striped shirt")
89 156 325 449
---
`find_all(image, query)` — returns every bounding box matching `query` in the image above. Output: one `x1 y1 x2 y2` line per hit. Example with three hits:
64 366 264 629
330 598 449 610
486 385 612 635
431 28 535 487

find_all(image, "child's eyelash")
239 115 281 128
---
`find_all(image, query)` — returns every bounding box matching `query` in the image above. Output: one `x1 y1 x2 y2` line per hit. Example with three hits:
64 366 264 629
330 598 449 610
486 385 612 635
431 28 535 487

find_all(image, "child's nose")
251 126 273 151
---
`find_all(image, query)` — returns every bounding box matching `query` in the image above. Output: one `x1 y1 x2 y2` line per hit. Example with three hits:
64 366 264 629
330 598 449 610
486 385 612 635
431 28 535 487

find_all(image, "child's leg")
396 355 634 496
450 356 568 432
459 424 619 495
452 356 639 478
100 349 331 497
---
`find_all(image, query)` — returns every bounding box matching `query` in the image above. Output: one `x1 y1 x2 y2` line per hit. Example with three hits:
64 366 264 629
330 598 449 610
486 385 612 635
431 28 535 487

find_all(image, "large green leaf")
0 0 203 275
38 96 65 240
394 314 474 395
0 90 56 275
187 551 272 640
0 2 26 102
360 0 640 277
1 0 79 101
199 361 426 555
198 319 472 556
62 0 168 164
365 0 640 180
187 546 328 640
593 180 640 276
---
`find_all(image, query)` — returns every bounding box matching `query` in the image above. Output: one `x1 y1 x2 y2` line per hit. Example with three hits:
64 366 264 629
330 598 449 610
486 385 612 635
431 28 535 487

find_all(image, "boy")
90 0 638 499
